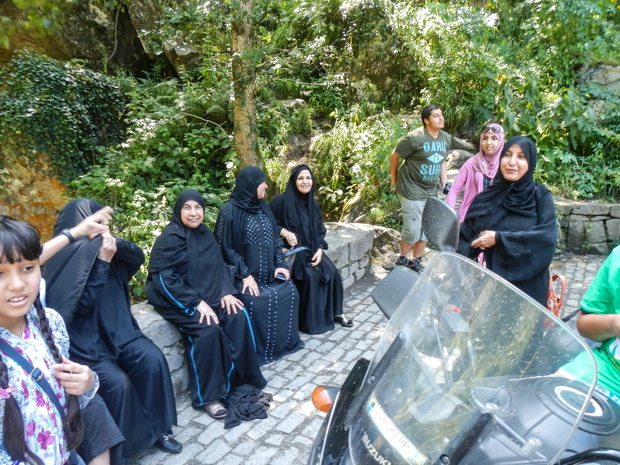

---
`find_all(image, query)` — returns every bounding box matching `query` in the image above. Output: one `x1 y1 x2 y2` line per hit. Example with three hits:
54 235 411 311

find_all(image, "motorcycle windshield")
350 252 597 465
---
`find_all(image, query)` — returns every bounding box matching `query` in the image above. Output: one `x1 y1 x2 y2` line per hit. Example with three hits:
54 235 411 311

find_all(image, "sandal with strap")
335 314 353 328
204 400 227 420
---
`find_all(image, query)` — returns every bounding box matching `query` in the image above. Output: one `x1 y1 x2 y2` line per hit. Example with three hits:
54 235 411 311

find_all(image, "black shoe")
335 314 353 327
155 434 182 454
407 257 425 273
395 255 409 267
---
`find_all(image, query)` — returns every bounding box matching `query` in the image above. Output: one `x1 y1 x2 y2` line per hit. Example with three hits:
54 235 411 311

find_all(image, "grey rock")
446 149 474 170
571 203 611 216
607 219 620 244
0 1 155 73
585 220 607 244
586 242 611 255
579 64 620 93
567 215 587 250
554 201 573 216
279 99 307 108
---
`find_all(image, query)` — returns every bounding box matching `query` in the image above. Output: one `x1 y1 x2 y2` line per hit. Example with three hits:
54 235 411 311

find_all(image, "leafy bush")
309 110 411 227
72 75 236 299
0 52 126 182
384 1 505 136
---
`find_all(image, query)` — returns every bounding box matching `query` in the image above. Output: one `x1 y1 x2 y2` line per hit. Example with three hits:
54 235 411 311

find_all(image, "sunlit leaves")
0 52 126 182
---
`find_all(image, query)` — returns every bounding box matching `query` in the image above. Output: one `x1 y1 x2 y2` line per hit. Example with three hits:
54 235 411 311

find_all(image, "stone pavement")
127 252 607 465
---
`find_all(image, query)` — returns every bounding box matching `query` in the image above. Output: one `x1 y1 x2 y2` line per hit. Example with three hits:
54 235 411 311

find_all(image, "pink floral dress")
0 306 98 465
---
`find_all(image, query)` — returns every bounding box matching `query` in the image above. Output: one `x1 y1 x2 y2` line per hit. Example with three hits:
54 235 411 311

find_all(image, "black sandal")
335 314 353 328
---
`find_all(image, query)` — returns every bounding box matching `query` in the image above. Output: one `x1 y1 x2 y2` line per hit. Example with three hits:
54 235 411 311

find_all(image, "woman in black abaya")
42 198 180 458
457 136 557 307
270 165 350 334
215 167 303 365
147 190 267 421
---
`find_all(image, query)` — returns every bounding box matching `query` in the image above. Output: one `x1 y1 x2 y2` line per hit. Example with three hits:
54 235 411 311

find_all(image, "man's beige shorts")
398 195 427 244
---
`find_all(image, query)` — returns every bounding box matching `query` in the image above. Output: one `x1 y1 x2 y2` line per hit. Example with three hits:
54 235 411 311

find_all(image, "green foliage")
72 75 236 299
0 52 126 182
494 71 619 200
507 0 619 83
0 0 69 49
258 99 312 153
309 110 408 226
384 1 505 134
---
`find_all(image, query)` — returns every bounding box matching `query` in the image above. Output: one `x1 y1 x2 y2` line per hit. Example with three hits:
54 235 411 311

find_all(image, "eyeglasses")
482 125 502 134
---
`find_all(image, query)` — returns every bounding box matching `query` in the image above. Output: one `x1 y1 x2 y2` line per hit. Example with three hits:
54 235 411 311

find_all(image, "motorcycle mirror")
371 197 459 319
422 197 459 252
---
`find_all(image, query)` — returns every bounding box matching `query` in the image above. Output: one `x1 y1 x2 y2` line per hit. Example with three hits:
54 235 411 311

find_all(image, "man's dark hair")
421 105 441 126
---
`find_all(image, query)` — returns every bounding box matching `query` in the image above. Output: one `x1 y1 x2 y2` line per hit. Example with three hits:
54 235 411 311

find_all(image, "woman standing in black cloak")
270 165 351 334
147 190 267 421
457 136 557 307
42 198 181 458
215 167 304 365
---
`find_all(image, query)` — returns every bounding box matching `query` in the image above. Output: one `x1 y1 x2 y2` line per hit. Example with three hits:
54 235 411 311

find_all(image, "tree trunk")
231 0 259 168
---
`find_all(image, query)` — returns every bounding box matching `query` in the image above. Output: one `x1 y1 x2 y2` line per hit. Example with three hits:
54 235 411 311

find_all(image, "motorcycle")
308 198 620 465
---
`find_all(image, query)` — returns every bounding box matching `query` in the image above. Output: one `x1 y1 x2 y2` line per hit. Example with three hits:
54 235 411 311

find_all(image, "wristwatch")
60 228 76 243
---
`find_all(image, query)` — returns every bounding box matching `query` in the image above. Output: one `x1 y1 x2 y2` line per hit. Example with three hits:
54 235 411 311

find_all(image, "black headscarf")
464 136 538 228
226 167 279 251
458 136 557 306
42 198 105 322
148 190 230 303
230 166 266 214
272 164 324 252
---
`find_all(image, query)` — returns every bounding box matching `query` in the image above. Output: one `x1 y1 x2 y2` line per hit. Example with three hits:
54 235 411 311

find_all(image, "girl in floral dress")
0 216 97 465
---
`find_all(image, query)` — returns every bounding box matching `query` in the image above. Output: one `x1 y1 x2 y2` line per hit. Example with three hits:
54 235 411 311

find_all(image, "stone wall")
131 222 379 395
556 200 620 254
323 222 376 289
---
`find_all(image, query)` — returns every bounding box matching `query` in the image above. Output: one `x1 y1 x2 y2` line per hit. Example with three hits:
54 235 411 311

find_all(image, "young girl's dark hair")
0 216 84 464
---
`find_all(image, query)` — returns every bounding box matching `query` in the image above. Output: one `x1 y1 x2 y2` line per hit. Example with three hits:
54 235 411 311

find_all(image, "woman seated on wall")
215 167 304 365
39 206 125 465
147 190 267 421
42 198 181 458
269 164 351 333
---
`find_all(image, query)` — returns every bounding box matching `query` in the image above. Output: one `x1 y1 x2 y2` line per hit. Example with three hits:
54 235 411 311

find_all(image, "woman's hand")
242 275 260 296
274 267 290 280
54 356 95 396
196 300 219 325
471 230 496 250
280 228 298 247
221 294 243 315
98 233 117 262
310 248 323 267
72 206 113 240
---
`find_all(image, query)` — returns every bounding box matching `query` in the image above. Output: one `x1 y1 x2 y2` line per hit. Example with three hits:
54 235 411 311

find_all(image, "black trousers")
79 394 125 464
84 336 177 458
